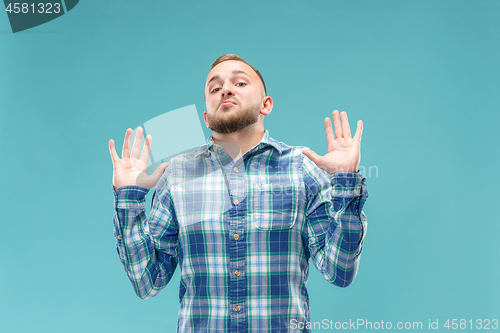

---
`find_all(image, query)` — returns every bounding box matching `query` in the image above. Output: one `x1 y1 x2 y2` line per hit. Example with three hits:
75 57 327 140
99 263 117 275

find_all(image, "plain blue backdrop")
1 1 499 332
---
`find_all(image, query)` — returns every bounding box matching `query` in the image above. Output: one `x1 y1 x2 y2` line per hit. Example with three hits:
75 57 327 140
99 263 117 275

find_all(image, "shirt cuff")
329 172 368 198
113 185 150 210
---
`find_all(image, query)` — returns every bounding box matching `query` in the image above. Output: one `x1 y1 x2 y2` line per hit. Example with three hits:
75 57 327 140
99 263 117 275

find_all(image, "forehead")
205 60 258 85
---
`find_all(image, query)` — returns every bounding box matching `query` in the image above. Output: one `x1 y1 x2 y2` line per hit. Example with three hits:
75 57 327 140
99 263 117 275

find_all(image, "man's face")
204 60 266 134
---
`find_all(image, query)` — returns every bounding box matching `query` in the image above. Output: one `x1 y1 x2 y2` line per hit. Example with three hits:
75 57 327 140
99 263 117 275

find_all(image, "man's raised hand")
109 127 169 190
302 110 363 174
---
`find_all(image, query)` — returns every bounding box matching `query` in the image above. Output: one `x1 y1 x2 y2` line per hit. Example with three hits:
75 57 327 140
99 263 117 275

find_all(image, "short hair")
210 54 267 95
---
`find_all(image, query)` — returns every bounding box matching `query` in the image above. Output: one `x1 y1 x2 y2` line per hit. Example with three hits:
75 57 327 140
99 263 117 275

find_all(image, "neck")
212 124 265 160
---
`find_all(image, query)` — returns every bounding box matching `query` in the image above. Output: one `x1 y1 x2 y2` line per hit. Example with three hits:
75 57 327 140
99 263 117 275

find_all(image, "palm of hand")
303 110 363 174
109 128 168 190
113 153 150 187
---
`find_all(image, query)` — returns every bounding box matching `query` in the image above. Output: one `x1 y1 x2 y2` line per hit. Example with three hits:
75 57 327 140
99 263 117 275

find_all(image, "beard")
207 104 260 134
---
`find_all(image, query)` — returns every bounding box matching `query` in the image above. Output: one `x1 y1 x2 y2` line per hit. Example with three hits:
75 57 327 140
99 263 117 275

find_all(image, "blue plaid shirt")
113 130 368 332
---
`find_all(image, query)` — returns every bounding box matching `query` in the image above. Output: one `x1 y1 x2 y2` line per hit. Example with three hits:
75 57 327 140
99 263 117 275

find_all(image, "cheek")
249 94 263 107
207 97 218 110
240 90 261 105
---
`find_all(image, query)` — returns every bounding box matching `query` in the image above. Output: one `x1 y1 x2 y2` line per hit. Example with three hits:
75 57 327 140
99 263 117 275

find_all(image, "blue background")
1 1 499 332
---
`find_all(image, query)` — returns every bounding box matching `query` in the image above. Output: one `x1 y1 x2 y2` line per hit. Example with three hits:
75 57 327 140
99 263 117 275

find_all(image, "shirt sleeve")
302 153 368 287
112 164 179 299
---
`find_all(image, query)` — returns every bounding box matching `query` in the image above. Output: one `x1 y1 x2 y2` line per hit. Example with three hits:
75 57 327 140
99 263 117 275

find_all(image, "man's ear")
260 96 273 116
203 110 210 129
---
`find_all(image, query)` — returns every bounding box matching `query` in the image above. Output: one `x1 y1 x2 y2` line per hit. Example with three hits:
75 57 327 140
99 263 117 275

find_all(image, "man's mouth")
221 100 237 107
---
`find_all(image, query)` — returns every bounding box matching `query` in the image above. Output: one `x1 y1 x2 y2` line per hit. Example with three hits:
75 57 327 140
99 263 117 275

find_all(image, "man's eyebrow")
207 70 251 85
231 70 251 78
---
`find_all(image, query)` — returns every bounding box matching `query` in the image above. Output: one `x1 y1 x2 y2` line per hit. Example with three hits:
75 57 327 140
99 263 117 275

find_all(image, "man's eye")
211 88 221 93
236 82 246 87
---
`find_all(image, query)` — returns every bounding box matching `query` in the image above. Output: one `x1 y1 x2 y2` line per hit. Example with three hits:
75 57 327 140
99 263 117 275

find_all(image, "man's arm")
113 170 179 299
301 110 368 287
303 158 368 287
109 127 176 299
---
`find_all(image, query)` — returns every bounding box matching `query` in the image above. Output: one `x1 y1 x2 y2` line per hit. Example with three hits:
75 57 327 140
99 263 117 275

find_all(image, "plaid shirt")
113 130 368 333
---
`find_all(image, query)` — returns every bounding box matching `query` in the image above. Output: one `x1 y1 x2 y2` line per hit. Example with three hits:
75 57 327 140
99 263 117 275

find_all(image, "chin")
220 105 239 112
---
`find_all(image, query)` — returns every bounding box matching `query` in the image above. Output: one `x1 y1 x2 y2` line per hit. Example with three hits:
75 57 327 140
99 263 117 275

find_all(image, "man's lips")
221 100 236 107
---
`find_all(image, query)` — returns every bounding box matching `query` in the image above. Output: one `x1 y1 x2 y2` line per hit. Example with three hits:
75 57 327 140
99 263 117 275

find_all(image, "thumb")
302 149 322 165
151 162 169 180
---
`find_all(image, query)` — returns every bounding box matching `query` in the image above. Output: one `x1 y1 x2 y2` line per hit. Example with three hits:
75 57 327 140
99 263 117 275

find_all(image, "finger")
324 118 335 151
353 120 363 143
131 127 144 159
140 135 152 164
302 149 322 165
340 111 352 138
109 139 120 163
332 110 343 139
121 128 133 159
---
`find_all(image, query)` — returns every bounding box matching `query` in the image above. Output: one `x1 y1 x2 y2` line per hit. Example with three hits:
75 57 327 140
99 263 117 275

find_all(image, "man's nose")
222 83 234 97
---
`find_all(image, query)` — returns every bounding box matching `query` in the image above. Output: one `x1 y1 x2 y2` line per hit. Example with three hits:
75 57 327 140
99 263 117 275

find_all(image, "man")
109 54 368 332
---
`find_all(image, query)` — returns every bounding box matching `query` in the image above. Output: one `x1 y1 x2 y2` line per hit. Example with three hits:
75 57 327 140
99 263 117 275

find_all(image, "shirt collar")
194 130 283 158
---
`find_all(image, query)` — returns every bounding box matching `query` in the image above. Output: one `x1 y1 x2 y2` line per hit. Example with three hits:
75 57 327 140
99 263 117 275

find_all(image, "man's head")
203 54 273 134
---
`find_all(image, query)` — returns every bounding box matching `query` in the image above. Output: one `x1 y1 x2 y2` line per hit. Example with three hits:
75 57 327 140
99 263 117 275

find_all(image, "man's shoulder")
267 136 309 157
268 136 324 178
156 145 209 188
167 144 208 164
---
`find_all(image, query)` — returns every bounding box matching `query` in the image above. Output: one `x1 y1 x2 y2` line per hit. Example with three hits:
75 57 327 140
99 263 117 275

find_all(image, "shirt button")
233 199 239 206
233 234 239 241
234 270 241 277
233 167 239 173
117 235 122 240
213 146 218 152
235 305 241 312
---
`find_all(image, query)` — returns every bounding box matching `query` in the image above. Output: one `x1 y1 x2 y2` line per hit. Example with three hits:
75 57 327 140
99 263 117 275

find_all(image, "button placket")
207 143 247 326
228 161 247 324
